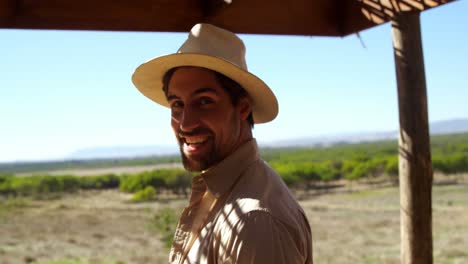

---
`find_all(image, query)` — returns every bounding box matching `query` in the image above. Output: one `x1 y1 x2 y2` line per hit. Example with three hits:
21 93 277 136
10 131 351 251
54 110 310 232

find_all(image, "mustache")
177 128 213 138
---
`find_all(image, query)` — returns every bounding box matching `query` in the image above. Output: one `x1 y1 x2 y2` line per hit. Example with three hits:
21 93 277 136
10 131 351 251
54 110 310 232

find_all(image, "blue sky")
0 1 467 162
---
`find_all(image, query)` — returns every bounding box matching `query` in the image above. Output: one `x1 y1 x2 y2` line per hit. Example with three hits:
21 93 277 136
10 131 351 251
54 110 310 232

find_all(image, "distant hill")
429 118 468 134
67 144 179 160
65 118 468 160
1 119 466 174
262 118 468 147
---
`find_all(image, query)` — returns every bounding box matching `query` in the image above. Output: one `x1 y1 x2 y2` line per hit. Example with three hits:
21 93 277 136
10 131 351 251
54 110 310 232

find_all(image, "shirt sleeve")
220 210 312 264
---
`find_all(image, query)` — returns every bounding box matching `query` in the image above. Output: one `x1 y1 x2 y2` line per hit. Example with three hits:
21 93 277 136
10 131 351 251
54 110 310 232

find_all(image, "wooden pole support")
391 12 433 264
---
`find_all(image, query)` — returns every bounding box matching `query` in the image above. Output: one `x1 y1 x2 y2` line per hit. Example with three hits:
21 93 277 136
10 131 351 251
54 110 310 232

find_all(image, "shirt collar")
200 138 260 199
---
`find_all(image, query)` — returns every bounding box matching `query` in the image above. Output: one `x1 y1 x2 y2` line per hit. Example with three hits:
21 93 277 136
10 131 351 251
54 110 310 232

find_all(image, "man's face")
166 67 247 172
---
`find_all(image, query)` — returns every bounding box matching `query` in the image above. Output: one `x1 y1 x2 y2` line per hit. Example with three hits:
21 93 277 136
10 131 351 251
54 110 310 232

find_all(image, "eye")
170 100 184 110
199 97 214 106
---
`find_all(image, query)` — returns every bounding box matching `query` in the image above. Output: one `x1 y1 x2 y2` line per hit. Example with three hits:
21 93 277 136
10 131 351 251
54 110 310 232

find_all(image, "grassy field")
0 176 467 264
303 176 468 264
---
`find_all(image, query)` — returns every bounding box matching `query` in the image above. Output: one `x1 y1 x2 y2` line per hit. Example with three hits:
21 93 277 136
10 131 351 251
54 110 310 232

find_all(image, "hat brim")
131 53 278 124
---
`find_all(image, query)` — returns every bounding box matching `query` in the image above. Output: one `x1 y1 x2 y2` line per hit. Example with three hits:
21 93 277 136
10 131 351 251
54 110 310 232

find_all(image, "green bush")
341 160 357 176
131 186 157 202
343 158 388 181
346 163 367 181
0 169 191 198
0 178 13 196
0 175 79 196
272 161 340 187
433 153 468 174
164 172 191 195
384 156 399 176
0 173 12 184
120 171 165 193
0 174 115 197
8 177 43 196
79 174 119 189
60 176 81 192
120 169 190 193
316 161 341 181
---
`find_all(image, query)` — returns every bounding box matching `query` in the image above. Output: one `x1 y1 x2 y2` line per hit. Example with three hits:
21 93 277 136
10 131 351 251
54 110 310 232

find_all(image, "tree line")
263 132 467 187
1 132 466 198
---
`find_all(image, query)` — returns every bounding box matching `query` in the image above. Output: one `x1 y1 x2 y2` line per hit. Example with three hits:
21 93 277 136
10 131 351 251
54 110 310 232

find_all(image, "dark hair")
162 67 254 128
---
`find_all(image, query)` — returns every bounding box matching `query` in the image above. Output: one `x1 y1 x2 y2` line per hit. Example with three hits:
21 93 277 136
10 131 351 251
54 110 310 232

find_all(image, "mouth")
179 134 211 153
181 134 209 145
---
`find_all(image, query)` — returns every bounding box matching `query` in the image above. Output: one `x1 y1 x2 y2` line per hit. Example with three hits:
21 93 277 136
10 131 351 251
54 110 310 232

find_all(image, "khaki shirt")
169 139 313 264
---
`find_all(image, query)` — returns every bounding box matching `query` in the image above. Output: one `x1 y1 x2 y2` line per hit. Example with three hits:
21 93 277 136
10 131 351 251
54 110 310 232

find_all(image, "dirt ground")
0 175 467 264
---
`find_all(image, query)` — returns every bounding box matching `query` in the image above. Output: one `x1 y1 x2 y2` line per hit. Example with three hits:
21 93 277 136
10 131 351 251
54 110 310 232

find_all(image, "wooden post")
391 12 433 264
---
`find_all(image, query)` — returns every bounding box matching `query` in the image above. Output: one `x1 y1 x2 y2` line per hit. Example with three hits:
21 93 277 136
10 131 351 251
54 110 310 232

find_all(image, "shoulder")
215 210 312 263
233 158 307 221
234 210 300 240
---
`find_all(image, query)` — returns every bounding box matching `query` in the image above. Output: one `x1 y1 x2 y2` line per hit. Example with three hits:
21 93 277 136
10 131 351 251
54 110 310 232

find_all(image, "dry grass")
304 181 468 264
0 177 467 264
0 191 185 264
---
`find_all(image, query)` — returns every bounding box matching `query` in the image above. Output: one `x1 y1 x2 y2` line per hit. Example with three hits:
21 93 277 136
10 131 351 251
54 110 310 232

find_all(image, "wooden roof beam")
341 0 455 35
357 0 454 25
0 0 340 36
0 0 456 36
0 0 204 32
0 0 16 26
199 0 231 17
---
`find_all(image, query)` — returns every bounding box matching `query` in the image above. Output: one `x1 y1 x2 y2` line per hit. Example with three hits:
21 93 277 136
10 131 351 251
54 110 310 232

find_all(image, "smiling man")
164 67 252 172
132 23 312 264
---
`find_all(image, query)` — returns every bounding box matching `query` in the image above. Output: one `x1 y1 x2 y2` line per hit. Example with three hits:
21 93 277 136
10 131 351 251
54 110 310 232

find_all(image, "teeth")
183 136 208 144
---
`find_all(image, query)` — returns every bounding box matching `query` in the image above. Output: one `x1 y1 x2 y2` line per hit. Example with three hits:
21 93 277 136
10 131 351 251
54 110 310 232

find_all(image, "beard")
180 145 216 172
177 129 220 172
176 111 240 172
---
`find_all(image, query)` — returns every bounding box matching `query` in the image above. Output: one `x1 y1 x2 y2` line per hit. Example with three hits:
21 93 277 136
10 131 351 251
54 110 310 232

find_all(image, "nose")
179 107 199 132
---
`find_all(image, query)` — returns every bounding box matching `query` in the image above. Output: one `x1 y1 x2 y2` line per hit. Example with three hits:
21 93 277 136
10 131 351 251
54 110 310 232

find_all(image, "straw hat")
131 23 278 124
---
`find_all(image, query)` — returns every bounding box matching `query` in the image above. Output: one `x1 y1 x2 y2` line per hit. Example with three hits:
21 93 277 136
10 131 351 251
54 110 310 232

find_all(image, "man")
132 23 312 264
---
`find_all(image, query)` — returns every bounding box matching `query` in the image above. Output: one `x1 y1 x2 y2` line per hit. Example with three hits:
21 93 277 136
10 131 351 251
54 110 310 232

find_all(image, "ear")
237 96 252 121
